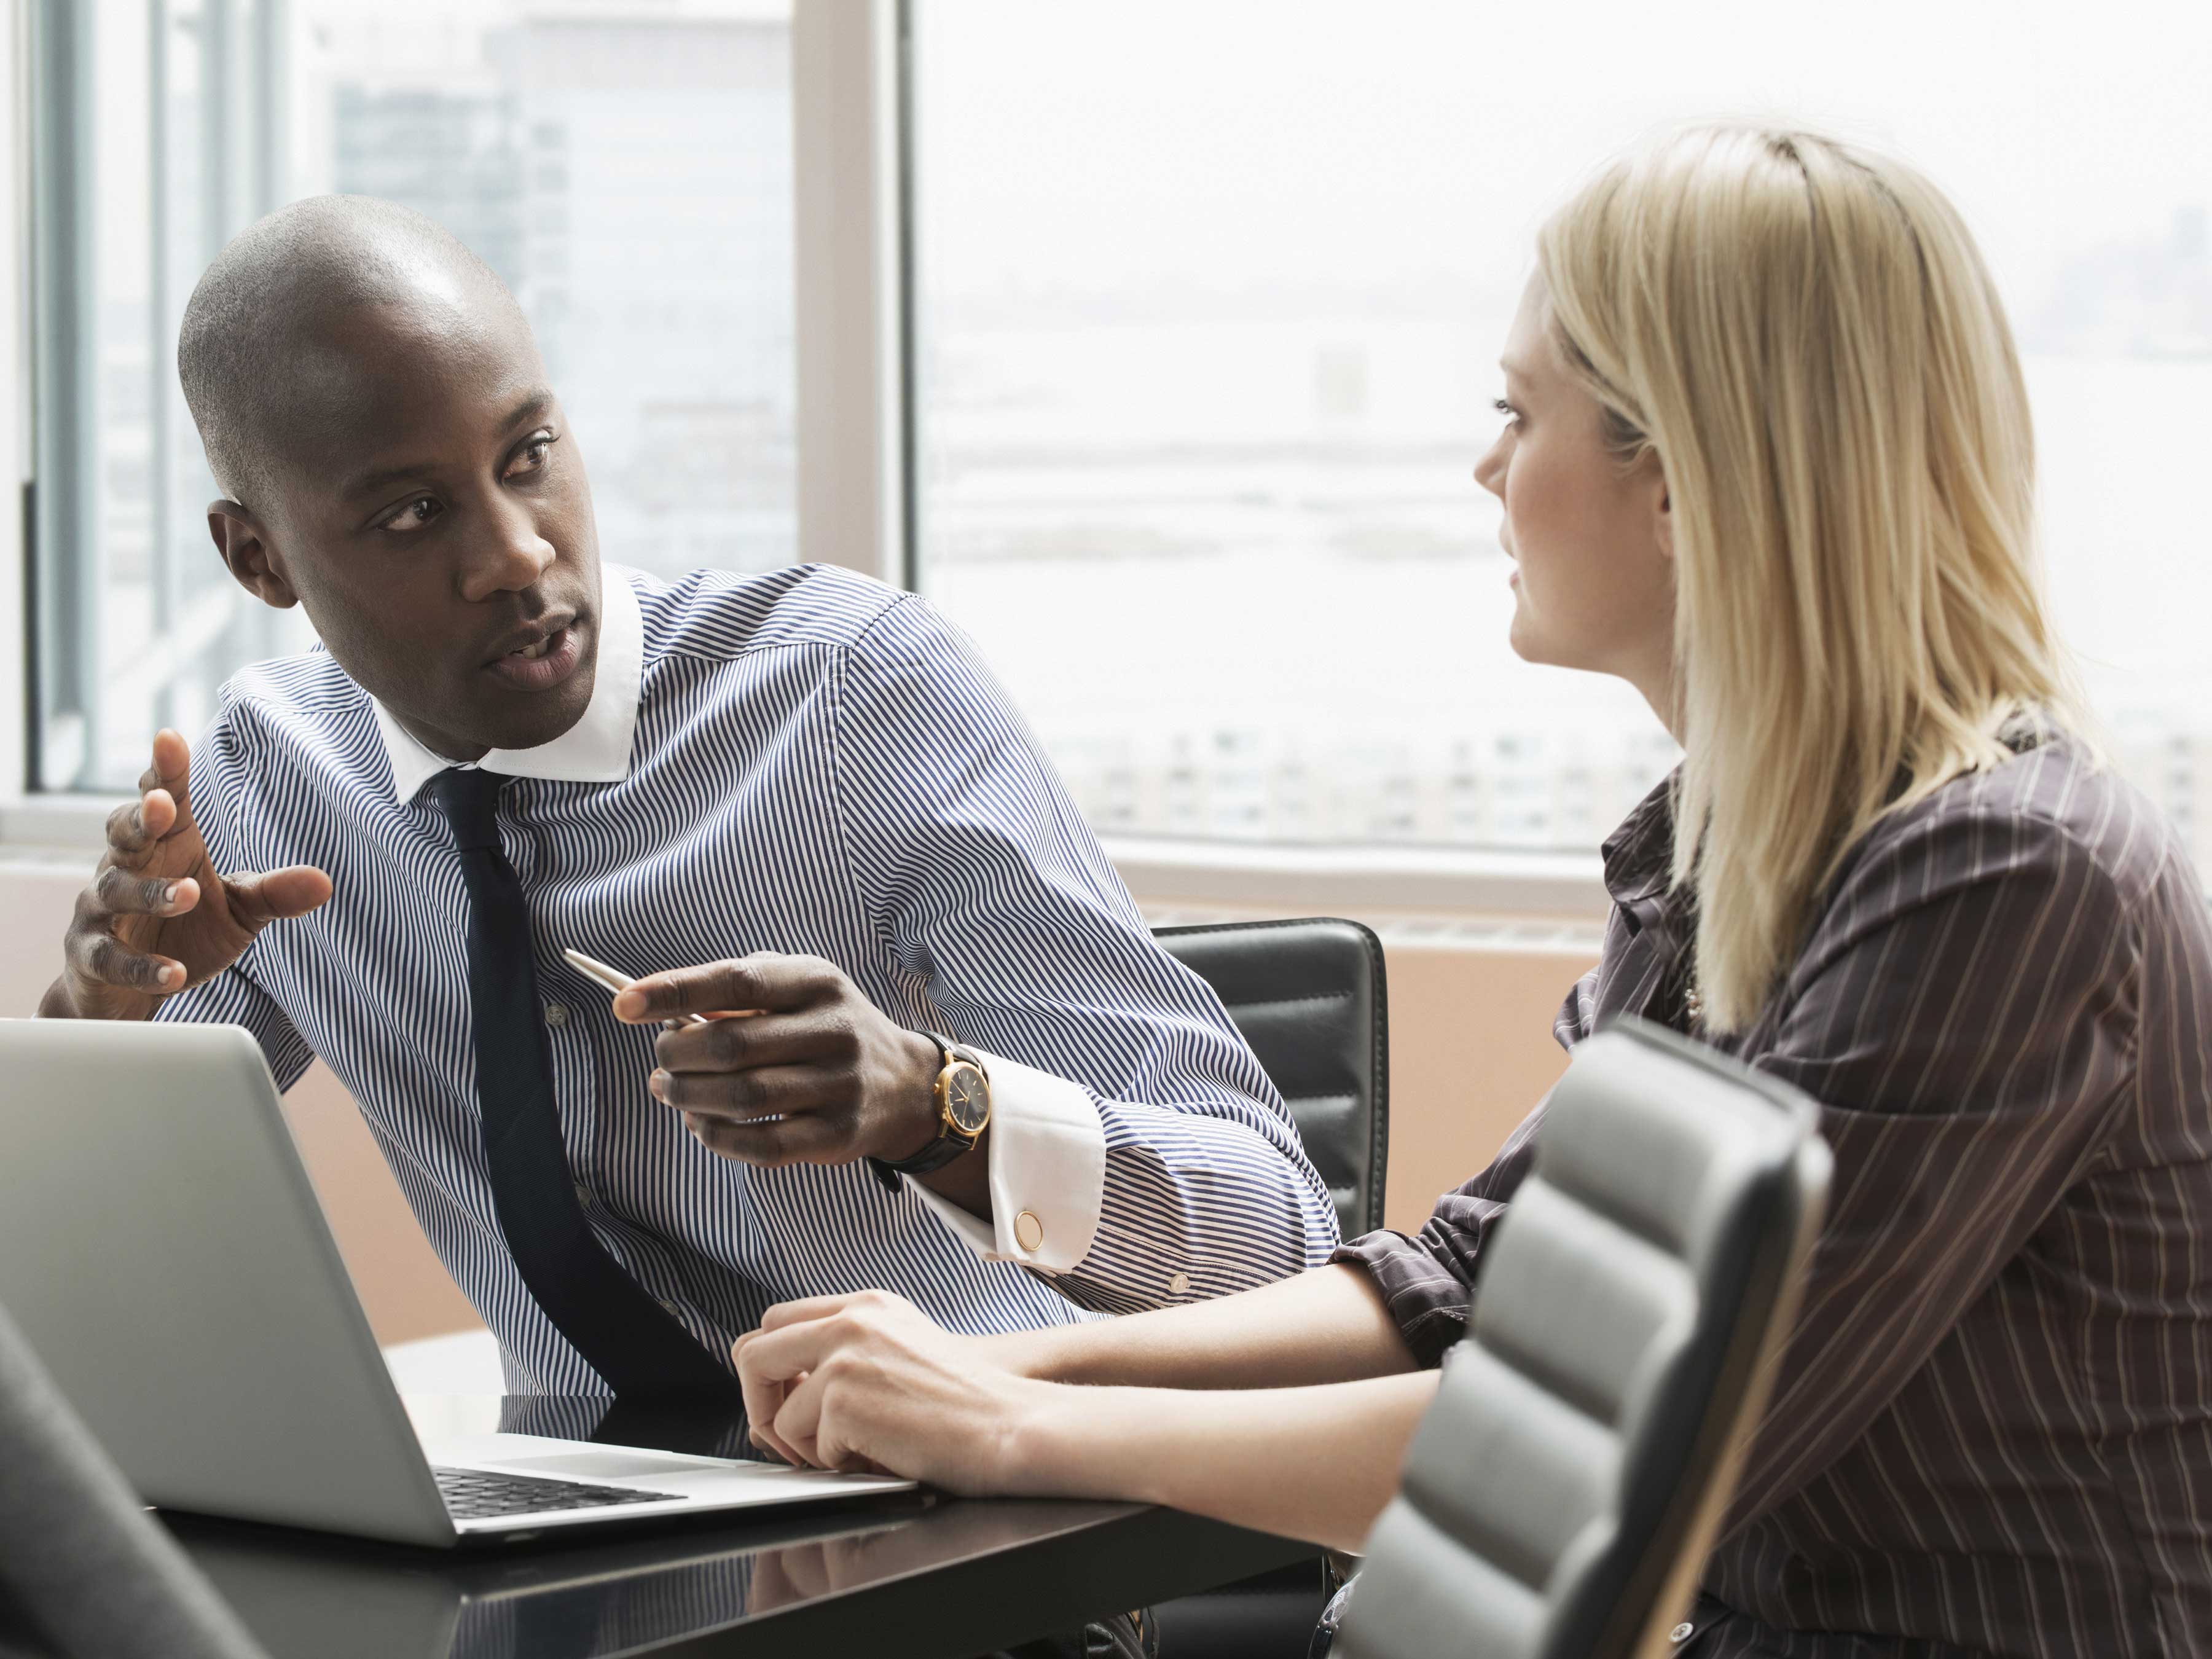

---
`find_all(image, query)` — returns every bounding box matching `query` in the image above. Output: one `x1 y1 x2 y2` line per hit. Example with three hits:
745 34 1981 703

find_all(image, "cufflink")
1013 1210 1044 1253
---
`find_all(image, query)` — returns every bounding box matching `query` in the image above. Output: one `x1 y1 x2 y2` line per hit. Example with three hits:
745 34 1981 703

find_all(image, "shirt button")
1168 1271 1191 1295
1013 1210 1045 1253
573 1181 590 1207
1670 1623 1694 1645
544 1002 570 1027
659 1297 683 1319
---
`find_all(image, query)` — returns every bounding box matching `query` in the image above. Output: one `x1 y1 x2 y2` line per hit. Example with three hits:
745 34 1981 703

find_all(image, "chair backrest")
1153 918 1389 1239
0 1300 268 1659
1337 1017 1831 1659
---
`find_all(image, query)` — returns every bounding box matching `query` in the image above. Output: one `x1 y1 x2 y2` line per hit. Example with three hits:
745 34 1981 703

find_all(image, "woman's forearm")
1011 1370 1441 1552
985 1263 1420 1390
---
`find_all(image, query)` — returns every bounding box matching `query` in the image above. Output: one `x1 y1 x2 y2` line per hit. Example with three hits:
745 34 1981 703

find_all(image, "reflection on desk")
179 1499 920 1658
143 1394 1306 1658
173 1497 1307 1659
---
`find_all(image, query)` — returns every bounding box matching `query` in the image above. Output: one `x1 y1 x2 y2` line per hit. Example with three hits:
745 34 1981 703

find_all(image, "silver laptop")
0 1018 917 1547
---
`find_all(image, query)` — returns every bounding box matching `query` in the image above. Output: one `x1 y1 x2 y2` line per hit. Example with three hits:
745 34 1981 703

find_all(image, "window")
27 0 793 794
909 1 2212 875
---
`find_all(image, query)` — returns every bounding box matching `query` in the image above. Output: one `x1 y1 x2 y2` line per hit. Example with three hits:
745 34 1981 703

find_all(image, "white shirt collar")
373 563 644 802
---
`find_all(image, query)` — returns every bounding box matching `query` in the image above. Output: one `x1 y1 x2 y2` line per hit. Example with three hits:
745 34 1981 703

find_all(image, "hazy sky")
917 0 2212 318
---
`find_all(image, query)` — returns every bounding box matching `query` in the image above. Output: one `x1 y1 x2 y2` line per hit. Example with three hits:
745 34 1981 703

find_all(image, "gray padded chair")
1153 918 1389 1238
0 1301 269 1659
1147 917 1389 1658
1335 1016 1831 1659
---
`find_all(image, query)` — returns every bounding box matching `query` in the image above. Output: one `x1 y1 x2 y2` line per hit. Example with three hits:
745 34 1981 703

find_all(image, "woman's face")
1475 277 1677 716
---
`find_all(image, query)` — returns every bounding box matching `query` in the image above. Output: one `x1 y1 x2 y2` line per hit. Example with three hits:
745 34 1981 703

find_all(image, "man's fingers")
68 928 182 994
682 1108 850 1168
136 729 192 809
614 953 841 1024
104 790 179 866
91 865 198 920
654 1008 858 1076
224 865 334 931
652 1059 844 1120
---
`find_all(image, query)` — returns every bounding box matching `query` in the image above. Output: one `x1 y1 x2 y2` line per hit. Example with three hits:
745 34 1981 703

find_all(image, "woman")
731 127 2212 1657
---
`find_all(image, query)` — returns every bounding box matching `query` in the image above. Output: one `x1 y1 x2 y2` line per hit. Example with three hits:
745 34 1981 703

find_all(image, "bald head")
179 195 527 508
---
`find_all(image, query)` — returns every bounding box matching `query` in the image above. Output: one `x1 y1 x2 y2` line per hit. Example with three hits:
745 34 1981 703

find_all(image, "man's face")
223 293 603 760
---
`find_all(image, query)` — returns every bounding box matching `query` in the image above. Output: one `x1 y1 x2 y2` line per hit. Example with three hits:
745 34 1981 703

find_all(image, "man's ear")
207 501 300 609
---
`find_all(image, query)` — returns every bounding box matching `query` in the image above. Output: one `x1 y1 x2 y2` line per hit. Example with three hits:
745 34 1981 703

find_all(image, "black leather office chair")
1332 1018 1832 1659
1147 917 1388 1658
1153 918 1389 1239
0 1301 269 1659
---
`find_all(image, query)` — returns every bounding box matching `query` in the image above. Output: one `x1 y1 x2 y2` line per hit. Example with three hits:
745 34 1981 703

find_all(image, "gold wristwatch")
866 1030 991 1191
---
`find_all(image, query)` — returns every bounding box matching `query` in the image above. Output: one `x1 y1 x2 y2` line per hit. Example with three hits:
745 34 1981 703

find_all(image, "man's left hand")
614 954 949 1171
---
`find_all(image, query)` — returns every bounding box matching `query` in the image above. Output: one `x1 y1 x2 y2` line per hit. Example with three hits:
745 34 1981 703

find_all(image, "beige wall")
1 857 1591 1346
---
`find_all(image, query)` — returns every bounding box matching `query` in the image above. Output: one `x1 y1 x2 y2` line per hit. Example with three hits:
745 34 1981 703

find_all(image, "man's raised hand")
44 729 332 1021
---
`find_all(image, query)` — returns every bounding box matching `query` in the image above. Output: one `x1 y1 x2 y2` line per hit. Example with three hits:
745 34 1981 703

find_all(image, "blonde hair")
1536 125 2082 1032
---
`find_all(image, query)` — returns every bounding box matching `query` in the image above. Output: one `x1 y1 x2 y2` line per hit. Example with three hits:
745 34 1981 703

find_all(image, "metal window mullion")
199 0 233 265
250 0 286 218
892 0 917 592
791 0 907 587
28 0 101 790
244 0 283 661
149 0 176 731
1 0 32 803
198 0 274 670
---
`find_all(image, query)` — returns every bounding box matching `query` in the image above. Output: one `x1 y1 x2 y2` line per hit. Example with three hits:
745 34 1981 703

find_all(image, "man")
40 195 1337 1402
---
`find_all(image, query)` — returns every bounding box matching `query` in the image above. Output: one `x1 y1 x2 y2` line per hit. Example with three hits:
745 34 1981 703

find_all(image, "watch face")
944 1063 990 1135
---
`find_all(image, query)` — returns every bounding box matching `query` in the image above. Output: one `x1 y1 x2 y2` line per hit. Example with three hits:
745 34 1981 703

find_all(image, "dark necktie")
429 766 740 1405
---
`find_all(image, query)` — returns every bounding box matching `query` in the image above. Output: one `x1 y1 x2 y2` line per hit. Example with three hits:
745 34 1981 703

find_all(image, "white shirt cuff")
904 1050 1104 1276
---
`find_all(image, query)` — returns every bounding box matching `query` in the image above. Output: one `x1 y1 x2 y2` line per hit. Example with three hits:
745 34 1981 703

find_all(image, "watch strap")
866 1032 988 1193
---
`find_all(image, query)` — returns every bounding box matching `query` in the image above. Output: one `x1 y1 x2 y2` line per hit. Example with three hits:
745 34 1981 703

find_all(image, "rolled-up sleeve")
830 595 1341 1312
1333 958 1603 1364
1334 1106 1540 1365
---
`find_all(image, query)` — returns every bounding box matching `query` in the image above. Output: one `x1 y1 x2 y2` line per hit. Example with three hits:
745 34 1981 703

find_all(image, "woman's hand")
734 1287 1443 1551
733 1290 1052 1493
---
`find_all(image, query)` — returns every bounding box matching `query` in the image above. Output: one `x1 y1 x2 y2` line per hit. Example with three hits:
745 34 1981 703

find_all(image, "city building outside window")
28 0 793 794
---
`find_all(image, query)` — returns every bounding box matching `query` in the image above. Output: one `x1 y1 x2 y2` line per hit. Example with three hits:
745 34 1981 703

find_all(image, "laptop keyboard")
433 1466 684 1520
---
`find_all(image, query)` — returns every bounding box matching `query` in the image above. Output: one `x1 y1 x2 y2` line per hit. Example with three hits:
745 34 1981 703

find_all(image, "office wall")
0 858 1590 1346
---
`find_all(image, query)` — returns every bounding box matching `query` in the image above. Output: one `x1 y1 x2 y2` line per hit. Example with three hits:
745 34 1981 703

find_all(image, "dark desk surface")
159 1396 1313 1659
171 1498 1309 1659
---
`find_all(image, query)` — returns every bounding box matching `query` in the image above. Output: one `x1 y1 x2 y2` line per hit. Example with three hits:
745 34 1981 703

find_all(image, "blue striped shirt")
155 562 1338 1392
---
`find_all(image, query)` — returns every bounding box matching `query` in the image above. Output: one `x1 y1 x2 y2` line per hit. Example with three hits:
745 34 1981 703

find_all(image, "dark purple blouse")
1338 737 2212 1658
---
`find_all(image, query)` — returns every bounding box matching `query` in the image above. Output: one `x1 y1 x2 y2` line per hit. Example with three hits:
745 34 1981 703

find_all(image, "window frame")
1 0 37 845
2 0 1611 917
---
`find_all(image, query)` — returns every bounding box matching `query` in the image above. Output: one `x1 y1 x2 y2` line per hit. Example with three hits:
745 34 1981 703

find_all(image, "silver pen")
560 947 710 1028
564 947 777 1122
